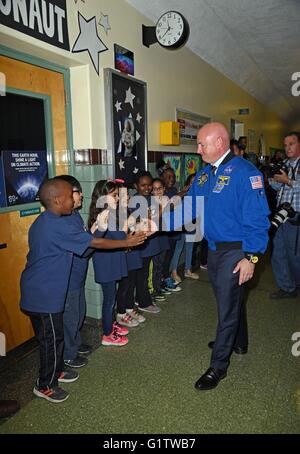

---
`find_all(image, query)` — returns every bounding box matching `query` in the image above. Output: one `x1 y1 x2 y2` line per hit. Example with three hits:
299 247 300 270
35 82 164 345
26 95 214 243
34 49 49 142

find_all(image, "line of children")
20 178 146 403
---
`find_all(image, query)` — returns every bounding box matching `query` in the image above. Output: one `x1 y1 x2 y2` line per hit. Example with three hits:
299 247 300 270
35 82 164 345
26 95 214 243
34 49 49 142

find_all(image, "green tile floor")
0 260 299 434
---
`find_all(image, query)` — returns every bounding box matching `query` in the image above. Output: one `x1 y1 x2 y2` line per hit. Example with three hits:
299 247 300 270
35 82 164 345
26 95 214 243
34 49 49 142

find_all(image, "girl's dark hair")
88 180 117 229
152 178 165 186
185 173 196 186
54 174 82 192
135 170 153 185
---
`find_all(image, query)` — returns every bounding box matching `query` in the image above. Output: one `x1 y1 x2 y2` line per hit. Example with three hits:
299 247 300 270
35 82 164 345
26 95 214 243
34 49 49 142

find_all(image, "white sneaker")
116 313 139 327
126 308 146 323
139 304 161 314
171 271 182 284
184 270 200 280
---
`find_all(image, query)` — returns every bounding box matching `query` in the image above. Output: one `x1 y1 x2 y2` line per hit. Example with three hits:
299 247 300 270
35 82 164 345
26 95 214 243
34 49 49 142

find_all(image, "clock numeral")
167 13 171 18
158 22 162 27
168 40 171 45
179 24 182 29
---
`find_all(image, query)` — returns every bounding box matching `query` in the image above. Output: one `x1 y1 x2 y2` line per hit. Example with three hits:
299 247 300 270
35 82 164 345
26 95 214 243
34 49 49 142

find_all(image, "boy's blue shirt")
20 210 92 313
68 211 89 291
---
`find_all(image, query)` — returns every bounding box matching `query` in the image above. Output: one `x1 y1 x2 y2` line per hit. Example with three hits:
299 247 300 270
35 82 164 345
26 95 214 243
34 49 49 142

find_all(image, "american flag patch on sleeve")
250 175 263 189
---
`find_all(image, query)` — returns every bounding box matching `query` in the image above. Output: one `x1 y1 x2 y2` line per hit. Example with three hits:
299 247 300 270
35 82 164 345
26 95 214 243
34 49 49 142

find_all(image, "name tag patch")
213 176 230 193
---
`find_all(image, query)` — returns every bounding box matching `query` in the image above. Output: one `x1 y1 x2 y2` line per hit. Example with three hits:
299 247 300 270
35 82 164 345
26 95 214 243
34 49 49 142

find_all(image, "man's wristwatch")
245 253 259 264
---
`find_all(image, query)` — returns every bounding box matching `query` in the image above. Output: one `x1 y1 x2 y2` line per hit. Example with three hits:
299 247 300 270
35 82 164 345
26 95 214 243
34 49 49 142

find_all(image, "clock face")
155 11 188 49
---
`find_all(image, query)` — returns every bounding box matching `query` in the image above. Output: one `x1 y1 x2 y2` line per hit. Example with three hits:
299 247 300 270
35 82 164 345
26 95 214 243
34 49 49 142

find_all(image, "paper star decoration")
136 131 141 142
115 101 122 112
133 167 139 174
125 86 135 109
136 113 142 123
72 13 108 75
99 13 111 35
119 159 125 170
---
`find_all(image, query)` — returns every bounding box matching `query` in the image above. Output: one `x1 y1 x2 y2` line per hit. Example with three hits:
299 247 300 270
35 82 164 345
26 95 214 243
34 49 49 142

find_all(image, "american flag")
250 175 263 189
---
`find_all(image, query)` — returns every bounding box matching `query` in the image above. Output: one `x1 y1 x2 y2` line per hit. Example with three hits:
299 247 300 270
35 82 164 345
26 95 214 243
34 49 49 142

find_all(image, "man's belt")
215 241 242 251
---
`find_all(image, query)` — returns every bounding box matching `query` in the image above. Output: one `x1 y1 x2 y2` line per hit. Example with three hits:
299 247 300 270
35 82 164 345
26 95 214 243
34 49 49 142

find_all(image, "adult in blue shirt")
20 179 146 403
188 123 270 391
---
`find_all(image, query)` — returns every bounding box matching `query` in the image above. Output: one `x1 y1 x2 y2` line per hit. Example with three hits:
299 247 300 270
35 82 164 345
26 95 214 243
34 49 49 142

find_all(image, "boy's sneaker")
164 277 182 292
116 313 139 328
126 308 146 323
33 386 69 403
113 321 129 336
64 356 88 368
152 292 166 302
139 304 161 314
184 270 200 280
58 370 79 383
200 264 208 271
77 344 92 355
102 332 129 347
160 287 172 295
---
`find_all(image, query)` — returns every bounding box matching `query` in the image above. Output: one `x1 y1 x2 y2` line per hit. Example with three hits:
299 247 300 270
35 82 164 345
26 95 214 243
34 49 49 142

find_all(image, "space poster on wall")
1 150 48 207
104 69 147 185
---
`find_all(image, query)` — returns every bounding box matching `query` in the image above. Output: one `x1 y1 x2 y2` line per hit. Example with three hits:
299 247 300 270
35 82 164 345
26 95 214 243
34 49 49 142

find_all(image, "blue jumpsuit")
187 152 270 370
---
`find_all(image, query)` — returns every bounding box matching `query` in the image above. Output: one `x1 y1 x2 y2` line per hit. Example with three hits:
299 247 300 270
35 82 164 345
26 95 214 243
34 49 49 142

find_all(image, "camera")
268 162 289 178
271 202 296 229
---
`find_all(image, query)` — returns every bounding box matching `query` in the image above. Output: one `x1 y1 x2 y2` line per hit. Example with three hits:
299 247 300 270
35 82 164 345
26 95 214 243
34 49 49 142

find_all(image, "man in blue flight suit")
188 122 270 391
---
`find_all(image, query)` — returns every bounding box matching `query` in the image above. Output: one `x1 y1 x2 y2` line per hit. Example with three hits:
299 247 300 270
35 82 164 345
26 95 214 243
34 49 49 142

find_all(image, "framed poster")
104 69 147 184
163 154 182 185
1 150 48 207
114 44 134 76
183 154 202 184
176 108 211 146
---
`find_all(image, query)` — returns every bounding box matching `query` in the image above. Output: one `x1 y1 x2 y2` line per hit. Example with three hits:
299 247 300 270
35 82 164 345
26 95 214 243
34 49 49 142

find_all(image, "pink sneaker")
113 321 129 336
102 332 129 347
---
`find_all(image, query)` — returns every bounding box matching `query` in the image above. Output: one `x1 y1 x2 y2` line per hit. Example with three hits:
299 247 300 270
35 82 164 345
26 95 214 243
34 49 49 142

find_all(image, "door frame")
0 43 74 177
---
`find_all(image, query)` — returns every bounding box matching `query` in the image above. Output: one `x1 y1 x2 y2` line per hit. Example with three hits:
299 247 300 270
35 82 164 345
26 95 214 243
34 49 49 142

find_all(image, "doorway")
0 53 70 352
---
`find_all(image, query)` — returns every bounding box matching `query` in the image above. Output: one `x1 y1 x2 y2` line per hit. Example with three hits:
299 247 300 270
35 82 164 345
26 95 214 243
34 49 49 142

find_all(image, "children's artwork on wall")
183 154 202 183
104 69 147 184
72 12 108 75
163 154 182 184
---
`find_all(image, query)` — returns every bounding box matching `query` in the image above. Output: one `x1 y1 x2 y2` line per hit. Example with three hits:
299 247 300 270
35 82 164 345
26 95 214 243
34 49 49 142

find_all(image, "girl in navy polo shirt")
88 180 130 347
133 171 161 314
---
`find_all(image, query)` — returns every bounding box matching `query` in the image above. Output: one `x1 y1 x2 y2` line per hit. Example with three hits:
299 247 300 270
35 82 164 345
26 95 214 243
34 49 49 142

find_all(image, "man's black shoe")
208 341 248 355
195 367 227 391
269 289 297 300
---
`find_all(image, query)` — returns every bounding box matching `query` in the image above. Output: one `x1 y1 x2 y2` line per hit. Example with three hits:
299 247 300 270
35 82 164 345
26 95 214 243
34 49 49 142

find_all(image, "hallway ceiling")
126 0 300 128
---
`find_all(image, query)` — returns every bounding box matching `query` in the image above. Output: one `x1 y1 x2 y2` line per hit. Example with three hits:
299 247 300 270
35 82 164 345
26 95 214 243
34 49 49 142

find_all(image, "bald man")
188 122 270 390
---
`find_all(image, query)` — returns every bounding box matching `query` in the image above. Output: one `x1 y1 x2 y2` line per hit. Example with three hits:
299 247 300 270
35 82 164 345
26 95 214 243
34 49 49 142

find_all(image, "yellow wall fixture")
160 121 180 145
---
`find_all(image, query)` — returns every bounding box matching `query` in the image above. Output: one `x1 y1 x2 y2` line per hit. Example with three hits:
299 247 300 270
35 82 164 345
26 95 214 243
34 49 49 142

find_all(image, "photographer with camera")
269 131 300 299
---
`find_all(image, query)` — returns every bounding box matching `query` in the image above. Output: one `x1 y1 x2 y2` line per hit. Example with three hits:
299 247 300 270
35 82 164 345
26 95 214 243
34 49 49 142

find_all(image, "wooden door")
0 55 69 352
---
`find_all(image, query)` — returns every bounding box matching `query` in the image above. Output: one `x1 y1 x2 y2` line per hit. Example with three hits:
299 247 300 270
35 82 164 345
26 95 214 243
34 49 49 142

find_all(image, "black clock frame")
142 11 189 50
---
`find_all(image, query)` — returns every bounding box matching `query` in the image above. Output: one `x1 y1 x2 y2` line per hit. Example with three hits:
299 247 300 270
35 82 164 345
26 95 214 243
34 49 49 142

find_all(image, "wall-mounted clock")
156 11 189 49
142 11 189 50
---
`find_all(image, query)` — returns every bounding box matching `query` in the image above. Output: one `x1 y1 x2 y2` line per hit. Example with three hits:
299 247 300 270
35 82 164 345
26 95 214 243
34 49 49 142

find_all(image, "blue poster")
2 151 48 207
0 156 6 208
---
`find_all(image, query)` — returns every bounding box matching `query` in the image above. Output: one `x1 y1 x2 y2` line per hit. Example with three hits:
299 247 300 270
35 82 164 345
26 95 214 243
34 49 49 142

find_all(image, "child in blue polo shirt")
54 175 91 369
20 178 145 404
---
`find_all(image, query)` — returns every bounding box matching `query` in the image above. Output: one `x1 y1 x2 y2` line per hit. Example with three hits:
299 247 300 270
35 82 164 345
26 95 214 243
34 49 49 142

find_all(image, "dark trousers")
162 239 177 278
136 257 152 308
63 287 86 361
100 281 116 336
208 249 248 371
29 311 64 389
116 269 137 313
152 250 166 293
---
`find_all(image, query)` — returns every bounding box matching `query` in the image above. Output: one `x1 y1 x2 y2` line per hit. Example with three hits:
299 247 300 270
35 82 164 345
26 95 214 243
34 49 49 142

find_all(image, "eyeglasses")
153 187 163 191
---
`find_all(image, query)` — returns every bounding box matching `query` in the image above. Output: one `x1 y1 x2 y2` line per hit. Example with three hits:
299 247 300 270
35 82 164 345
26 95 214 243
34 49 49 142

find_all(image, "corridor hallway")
0 260 299 434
